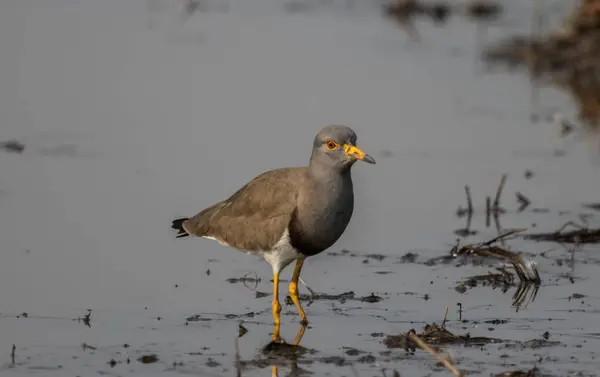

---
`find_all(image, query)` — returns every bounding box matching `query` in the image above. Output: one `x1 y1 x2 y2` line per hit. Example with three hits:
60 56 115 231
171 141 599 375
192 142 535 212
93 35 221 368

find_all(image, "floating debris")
238 323 248 338
400 252 419 263
504 338 561 350
583 203 600 212
259 341 315 359
205 357 221 368
364 253 387 261
464 0 502 21
81 342 97 351
494 366 542 377
0 140 25 154
226 276 260 284
360 293 383 303
383 0 502 26
384 323 502 349
516 192 531 212
525 221 600 244
137 354 159 364
451 229 541 284
286 290 385 304
76 309 92 328
383 0 426 23
343 347 364 356
288 290 355 303
186 311 258 322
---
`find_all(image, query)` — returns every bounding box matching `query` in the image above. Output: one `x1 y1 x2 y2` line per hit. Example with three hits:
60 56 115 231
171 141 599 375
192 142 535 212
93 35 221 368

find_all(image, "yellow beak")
344 144 376 164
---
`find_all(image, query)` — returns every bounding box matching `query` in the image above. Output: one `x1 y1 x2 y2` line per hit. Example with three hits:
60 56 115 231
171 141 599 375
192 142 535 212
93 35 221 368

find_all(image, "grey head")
309 125 376 172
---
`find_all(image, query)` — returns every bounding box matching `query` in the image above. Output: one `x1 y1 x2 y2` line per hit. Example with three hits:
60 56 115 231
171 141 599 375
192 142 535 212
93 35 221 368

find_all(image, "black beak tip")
363 154 376 164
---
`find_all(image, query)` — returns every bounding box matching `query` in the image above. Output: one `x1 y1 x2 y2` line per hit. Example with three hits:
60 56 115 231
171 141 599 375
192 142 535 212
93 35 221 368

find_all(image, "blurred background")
1 1 600 376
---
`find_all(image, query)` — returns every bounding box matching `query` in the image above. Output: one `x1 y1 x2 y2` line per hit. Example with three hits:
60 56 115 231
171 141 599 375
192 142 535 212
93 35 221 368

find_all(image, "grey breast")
287 170 355 256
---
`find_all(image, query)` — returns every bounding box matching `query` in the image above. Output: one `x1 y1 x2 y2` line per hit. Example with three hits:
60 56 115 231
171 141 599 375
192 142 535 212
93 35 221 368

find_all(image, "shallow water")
1 0 600 376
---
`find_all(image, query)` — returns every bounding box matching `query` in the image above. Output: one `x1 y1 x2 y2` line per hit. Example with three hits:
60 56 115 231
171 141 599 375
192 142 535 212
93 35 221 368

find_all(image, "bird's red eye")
325 140 338 150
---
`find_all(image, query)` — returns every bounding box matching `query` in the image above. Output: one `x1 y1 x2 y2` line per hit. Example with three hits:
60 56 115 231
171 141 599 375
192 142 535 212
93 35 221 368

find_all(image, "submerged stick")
407 331 464 377
494 212 504 245
493 174 507 213
442 305 449 327
480 228 527 247
486 196 491 228
516 192 531 212
464 185 473 215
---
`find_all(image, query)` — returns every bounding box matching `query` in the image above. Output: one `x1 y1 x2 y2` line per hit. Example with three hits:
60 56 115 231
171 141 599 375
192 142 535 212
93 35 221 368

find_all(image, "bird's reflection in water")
235 324 314 377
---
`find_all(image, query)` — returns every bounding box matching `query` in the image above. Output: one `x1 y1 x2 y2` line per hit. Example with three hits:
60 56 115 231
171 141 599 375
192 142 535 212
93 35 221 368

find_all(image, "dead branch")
452 229 541 285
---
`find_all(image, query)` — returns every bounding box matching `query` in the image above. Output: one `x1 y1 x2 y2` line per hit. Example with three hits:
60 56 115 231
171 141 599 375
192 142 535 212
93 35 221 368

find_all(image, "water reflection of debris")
235 325 314 377
383 0 502 26
452 229 540 281
454 175 532 240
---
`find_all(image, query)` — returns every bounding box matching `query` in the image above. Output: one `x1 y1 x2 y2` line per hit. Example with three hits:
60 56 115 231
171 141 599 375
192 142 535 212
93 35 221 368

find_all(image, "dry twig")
407 331 464 377
442 305 449 327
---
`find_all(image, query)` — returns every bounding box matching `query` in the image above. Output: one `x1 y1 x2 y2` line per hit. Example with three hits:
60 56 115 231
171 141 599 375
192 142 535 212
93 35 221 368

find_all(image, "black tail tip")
171 217 190 238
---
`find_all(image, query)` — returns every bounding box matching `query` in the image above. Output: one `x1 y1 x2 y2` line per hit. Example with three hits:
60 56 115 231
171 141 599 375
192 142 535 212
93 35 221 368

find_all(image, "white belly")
257 228 302 275
202 228 302 275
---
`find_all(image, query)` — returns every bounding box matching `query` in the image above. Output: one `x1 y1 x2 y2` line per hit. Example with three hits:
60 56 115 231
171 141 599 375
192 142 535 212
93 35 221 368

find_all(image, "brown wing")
182 167 306 251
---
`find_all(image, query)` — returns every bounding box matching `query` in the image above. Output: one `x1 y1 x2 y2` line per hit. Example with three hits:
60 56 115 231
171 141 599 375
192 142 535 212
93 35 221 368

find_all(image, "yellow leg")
272 273 282 342
288 259 308 326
